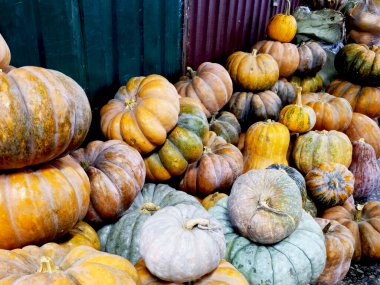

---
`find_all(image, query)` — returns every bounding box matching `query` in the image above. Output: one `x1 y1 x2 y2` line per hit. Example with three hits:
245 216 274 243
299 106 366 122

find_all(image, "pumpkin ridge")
270 246 300 284
267 246 275 284
281 239 314 275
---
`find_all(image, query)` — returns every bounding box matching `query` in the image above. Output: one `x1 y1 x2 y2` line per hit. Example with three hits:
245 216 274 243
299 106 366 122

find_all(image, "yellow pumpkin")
267 0 297 43
202 192 229 210
57 221 101 251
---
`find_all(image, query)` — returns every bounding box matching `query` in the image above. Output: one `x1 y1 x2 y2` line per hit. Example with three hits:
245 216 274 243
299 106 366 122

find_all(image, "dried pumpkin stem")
125 98 137 110
251 49 258 57
355 204 364 221
295 86 303 106
80 161 90 171
285 0 291 15
210 113 218 125
322 222 332 234
140 202 160 213
257 198 294 221
186 66 197 78
37 256 58 273
185 218 210 230
359 138 365 143
203 146 212 154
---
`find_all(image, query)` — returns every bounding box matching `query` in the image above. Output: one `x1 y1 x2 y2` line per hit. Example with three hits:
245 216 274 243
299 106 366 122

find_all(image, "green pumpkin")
209 111 241 145
97 183 202 264
144 98 209 181
209 198 326 285
304 195 318 217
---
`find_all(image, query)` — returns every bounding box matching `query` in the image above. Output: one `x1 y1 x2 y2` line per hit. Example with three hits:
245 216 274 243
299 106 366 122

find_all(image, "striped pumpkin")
209 111 241 145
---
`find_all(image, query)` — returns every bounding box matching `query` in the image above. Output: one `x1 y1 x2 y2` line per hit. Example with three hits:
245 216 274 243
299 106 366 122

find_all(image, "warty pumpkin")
226 49 279 91
297 41 327 74
0 33 10 68
71 140 146 224
209 111 241 145
243 120 290 172
270 78 296 106
290 73 324 94
201 192 229 210
0 155 90 250
144 97 209 182
100 74 180 154
0 67 92 169
267 0 297 43
175 62 233 118
139 204 225 282
179 131 243 197
253 40 300 77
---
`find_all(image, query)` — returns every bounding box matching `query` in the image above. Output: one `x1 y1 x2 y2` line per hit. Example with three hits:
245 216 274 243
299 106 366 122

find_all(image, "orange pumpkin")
57 221 101 251
0 33 10 68
100 75 180 154
201 192 229 210
267 0 297 43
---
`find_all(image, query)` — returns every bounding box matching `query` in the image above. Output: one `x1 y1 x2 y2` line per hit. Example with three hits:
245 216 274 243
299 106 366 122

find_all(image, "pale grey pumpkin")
139 204 226 283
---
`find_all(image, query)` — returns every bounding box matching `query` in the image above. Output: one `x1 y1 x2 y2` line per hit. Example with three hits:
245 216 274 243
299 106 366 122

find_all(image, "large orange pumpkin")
0 67 92 170
0 155 90 250
267 0 297 43
100 75 180 154
0 33 10 68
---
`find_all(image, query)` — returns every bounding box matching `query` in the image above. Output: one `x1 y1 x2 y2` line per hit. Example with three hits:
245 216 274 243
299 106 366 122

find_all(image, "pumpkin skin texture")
179 131 244 197
72 140 146 224
209 198 326 285
57 221 101 251
0 67 92 170
292 130 353 174
226 50 279 91
253 40 300 77
0 244 139 284
322 201 380 262
243 120 290 172
0 155 90 250
228 169 303 244
175 62 233 118
326 79 380 118
97 183 201 265
202 192 229 210
301 92 353 131
335 44 380 86
144 98 209 182
209 111 241 145
297 42 327 74
305 195 318 217
139 204 225 283
100 75 180 154
314 218 355 285
0 34 10 68
270 78 296 106
135 259 249 285
267 164 307 206
267 0 297 43
349 139 380 198
306 163 355 207
227 91 282 130
290 73 324 94
345 112 380 158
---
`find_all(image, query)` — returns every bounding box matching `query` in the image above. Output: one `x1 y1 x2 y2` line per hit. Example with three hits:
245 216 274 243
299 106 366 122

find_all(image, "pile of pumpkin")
1 1 380 283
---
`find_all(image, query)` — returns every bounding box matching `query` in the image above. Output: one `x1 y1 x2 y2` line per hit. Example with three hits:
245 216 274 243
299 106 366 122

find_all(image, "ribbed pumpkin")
253 40 300 77
175 62 233 118
314 218 355 285
226 50 279 91
227 91 282 130
0 155 90 250
71 140 146 224
270 78 296 106
345 112 380 158
293 130 353 174
0 245 139 284
335 43 380 86
56 221 100 251
136 259 249 285
279 86 316 133
179 131 243 197
202 192 229 210
322 201 380 262
209 198 326 285
301 92 353 131
100 75 180 154
144 98 209 182
97 183 201 265
327 79 380 118
349 139 380 198
297 41 327 74
349 29 380 46
267 0 297 43
290 73 324 93
306 163 355 207
243 120 290 172
209 111 241 145
0 67 92 170
0 33 10 68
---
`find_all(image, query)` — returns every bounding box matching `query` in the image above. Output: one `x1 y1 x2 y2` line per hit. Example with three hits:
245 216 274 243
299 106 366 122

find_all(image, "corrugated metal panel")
185 0 301 69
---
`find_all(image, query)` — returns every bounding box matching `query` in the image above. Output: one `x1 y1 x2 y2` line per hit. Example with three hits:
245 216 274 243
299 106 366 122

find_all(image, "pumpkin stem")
322 222 332 234
251 49 258 57
37 256 58 273
257 198 295 221
203 146 212 154
210 112 218 125
355 204 364 221
331 178 340 189
285 0 291 15
125 98 137 110
295 86 303 106
359 138 365 143
140 202 161 214
80 161 90 171
186 67 197 78
185 218 211 230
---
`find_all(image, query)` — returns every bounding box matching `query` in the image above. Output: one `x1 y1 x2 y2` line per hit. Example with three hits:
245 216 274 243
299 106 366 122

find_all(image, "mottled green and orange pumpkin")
297 41 327 74
290 73 324 94
270 78 296 106
209 111 241 145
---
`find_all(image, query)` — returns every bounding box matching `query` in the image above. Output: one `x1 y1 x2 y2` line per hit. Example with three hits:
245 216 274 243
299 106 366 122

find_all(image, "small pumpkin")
209 111 241 145
175 62 233 118
322 201 380 262
71 140 146 224
267 0 297 43
301 92 353 131
253 40 300 77
179 131 244 197
326 79 380 118
279 86 317 133
226 49 279 91
100 75 180 154
290 73 324 93
139 204 225 282
306 162 355 207
297 41 327 74
292 130 353 174
0 33 11 68
202 192 229 210
243 120 290 172
270 78 296 106
314 218 355 285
